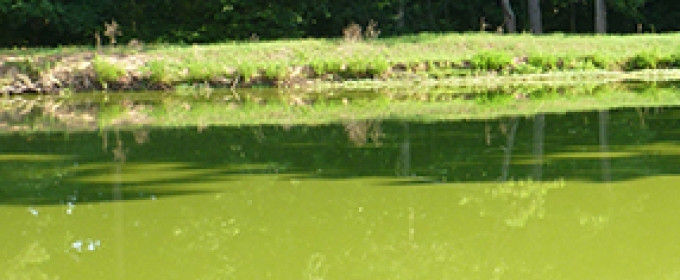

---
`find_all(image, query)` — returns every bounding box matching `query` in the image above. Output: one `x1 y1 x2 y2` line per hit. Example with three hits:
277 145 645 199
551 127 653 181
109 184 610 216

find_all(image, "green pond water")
2 91 680 279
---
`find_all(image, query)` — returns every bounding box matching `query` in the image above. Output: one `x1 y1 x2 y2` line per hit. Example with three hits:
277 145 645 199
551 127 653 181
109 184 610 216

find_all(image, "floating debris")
71 239 102 253
27 207 39 216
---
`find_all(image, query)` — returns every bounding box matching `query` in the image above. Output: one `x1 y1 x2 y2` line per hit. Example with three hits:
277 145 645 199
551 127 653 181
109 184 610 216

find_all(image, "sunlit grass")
5 33 680 90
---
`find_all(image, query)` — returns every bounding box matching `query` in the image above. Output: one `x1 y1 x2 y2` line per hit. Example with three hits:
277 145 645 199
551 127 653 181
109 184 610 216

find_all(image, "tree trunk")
443 1 449 28
397 0 406 31
112 129 126 280
528 0 543 34
570 0 576 32
427 0 435 30
500 0 517 33
595 0 607 33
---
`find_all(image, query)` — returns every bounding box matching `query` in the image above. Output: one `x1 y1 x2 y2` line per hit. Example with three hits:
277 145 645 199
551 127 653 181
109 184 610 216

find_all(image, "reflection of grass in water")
3 82 680 132
97 103 125 127
153 86 680 127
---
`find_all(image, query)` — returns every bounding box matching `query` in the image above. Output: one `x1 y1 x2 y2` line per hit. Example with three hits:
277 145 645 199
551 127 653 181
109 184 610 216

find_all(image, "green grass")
144 60 175 84
5 33 680 90
470 50 514 71
92 56 126 83
626 51 661 70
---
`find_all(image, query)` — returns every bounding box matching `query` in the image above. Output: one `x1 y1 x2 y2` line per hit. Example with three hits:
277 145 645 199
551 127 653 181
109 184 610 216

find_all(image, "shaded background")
1 0 678 46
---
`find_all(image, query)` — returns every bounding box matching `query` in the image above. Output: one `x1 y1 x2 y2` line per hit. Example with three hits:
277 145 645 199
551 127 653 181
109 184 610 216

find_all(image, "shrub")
262 64 287 80
93 56 126 83
627 51 659 70
512 63 542 74
367 58 390 76
146 60 173 83
345 60 369 77
567 60 598 71
5 59 51 79
584 54 615 70
186 61 212 82
528 54 559 71
470 51 513 71
661 53 680 68
237 64 258 81
312 60 344 76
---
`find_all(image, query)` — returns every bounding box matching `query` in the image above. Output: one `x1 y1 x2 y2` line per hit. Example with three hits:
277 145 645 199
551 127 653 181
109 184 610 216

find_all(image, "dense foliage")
1 0 679 46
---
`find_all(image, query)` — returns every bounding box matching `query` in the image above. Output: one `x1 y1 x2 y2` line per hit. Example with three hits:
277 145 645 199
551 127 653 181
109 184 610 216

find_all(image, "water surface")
2 93 680 279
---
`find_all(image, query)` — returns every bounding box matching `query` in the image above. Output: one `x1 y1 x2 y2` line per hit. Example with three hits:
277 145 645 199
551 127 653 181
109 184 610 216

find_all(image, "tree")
528 0 543 33
500 0 517 33
595 0 607 33
397 0 406 31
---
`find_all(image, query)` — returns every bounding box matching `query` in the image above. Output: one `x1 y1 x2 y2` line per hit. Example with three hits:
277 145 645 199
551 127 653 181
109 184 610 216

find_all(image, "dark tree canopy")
0 0 675 46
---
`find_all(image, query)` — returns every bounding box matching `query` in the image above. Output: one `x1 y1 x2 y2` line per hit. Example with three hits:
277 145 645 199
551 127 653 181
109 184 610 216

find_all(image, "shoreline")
4 33 680 94
3 59 680 95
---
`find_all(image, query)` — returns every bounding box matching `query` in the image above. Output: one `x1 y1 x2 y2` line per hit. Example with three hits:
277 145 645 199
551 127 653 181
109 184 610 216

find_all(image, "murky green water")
2 93 680 279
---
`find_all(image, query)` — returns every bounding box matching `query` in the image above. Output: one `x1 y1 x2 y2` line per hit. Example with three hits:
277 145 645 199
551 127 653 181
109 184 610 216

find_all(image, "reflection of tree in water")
112 130 127 164
532 114 545 181
132 129 150 145
398 122 410 177
599 110 611 182
2 106 679 206
111 128 126 279
251 126 265 143
343 120 384 147
490 113 545 182
500 117 519 182
101 127 150 158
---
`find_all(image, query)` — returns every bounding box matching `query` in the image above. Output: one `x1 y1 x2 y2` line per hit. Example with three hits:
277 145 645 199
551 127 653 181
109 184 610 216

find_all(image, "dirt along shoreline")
5 33 680 94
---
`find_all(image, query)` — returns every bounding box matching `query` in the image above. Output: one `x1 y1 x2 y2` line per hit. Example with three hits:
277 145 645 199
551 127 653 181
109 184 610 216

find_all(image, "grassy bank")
3 32 680 93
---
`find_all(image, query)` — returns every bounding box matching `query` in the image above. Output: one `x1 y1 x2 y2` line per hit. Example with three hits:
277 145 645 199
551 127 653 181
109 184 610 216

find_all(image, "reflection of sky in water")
27 207 39 216
71 239 102 253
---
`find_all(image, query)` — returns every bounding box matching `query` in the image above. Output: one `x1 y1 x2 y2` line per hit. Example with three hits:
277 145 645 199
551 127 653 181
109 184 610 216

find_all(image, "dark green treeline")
1 0 679 47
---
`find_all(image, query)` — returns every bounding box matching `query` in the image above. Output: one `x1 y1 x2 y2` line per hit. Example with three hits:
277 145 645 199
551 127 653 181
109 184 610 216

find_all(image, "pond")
2 87 680 279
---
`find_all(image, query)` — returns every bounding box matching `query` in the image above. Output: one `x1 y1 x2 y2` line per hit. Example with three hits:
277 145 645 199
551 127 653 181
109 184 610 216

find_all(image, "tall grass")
92 56 126 83
7 33 680 90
